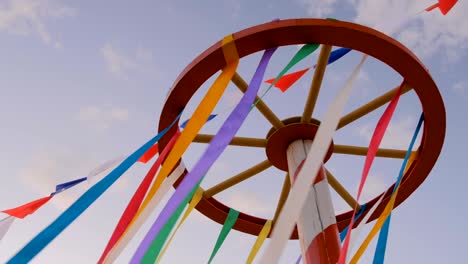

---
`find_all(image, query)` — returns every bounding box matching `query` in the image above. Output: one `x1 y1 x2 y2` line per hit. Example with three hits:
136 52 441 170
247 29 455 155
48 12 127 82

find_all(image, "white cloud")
356 116 422 149
351 0 468 62
0 0 76 47
453 81 466 96
297 0 338 17
77 106 129 131
101 44 155 79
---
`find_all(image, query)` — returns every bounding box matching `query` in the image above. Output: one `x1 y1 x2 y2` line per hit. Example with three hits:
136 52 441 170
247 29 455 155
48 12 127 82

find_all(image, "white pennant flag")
0 216 15 241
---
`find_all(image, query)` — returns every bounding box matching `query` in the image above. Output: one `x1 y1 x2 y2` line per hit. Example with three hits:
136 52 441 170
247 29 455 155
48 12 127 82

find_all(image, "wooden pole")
286 140 341 264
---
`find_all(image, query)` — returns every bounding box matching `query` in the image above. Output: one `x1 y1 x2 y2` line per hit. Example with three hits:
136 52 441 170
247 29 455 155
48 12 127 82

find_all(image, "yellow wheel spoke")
204 160 273 197
337 84 412 129
334 144 409 159
193 134 267 148
232 72 284 129
325 169 360 210
302 45 333 123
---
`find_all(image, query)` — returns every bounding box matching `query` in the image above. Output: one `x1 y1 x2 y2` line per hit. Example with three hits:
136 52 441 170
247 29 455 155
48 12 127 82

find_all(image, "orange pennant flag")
2 196 53 219
264 68 310 92
138 143 159 163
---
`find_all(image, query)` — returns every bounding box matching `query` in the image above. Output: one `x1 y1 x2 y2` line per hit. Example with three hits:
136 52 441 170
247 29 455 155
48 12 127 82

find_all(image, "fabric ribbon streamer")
103 162 187 263
141 184 201 263
128 36 240 241
139 114 218 164
2 196 52 219
98 131 180 263
180 114 217 129
339 204 367 242
156 188 204 263
0 216 15 241
264 47 352 92
246 220 272 264
338 82 404 264
208 208 240 264
370 114 424 264
130 46 276 263
7 112 182 264
51 178 87 195
259 54 368 263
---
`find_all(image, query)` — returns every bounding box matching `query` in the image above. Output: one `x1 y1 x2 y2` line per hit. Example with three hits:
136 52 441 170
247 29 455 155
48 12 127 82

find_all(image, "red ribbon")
98 131 180 263
338 82 404 263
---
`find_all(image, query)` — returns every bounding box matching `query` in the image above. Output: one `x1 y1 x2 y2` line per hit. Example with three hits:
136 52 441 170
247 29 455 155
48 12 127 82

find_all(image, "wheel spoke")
302 45 333 123
333 144 409 159
337 84 412 129
193 134 267 148
272 173 291 224
325 169 360 210
204 160 272 197
231 72 284 129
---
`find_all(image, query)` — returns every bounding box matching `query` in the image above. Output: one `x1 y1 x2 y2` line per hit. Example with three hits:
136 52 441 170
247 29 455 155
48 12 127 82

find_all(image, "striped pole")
286 139 341 264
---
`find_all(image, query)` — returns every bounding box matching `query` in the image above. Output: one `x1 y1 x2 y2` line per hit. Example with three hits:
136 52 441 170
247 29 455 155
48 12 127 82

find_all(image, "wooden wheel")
157 19 445 238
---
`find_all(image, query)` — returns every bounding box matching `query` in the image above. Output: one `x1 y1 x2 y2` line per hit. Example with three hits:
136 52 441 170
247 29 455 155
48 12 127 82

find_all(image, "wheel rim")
157 18 445 238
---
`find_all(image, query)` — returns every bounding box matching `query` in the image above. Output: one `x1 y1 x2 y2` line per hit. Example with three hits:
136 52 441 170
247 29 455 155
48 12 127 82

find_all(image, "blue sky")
0 0 467 263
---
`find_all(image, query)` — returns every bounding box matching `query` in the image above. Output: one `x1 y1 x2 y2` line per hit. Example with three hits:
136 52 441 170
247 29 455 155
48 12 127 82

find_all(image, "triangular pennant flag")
0 216 15 241
439 0 458 14
2 196 52 219
52 177 87 195
327 48 352 65
425 0 458 15
265 68 310 92
208 209 240 264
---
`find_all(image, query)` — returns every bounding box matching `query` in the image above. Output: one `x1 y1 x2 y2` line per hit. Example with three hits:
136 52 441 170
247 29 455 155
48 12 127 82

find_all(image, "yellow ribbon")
105 35 239 261
137 34 239 214
350 150 419 263
246 220 272 264
155 188 204 264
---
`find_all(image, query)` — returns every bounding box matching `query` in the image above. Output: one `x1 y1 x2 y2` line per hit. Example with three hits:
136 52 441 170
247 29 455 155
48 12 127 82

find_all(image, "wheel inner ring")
157 19 445 238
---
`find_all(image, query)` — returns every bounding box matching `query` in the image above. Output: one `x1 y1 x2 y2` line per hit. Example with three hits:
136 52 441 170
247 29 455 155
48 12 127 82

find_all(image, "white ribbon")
0 216 15 241
259 54 368 263
103 162 186 263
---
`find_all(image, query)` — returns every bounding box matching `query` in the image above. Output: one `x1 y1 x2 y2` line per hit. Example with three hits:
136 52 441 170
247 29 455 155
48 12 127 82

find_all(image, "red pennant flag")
2 196 53 219
265 68 310 92
439 0 458 14
425 0 458 15
138 143 159 163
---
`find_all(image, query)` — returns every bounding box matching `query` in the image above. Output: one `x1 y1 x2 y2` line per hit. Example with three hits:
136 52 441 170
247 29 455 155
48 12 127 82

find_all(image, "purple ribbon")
130 47 277 262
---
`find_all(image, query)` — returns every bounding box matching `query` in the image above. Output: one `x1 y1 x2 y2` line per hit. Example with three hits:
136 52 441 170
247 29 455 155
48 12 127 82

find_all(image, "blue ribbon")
8 111 182 263
372 113 424 264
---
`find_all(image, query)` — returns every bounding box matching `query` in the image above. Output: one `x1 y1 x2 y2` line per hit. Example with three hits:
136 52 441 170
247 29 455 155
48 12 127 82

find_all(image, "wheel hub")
265 117 334 171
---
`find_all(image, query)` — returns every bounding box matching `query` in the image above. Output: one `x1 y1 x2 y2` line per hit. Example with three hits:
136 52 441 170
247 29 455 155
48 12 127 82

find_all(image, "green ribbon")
208 208 240 263
141 182 201 263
